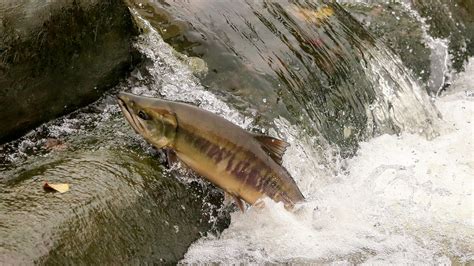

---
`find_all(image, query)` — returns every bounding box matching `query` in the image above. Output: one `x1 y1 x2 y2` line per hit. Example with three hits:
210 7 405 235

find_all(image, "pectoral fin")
224 192 246 212
166 149 179 167
254 135 290 165
233 195 246 213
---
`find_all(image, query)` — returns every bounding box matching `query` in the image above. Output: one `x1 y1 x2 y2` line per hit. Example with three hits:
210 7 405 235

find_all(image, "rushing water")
131 3 472 263
183 62 474 263
128 0 440 154
0 1 472 264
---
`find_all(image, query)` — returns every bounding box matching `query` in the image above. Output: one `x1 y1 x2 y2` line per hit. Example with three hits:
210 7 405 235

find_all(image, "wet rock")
342 3 432 85
172 50 209 78
342 0 473 94
412 0 474 71
0 0 141 143
0 112 227 264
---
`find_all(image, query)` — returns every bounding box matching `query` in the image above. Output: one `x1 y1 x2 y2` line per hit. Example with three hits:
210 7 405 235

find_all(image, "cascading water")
183 85 473 263
126 0 443 155
0 1 472 264
395 0 453 95
337 0 466 96
128 10 472 264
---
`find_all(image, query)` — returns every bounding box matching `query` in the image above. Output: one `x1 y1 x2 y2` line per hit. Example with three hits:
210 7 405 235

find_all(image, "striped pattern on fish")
117 92 304 210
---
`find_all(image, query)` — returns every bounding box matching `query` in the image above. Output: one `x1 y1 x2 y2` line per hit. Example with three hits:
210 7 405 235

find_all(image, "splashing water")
126 10 473 264
362 46 441 138
396 0 453 95
182 60 474 263
128 9 253 129
1 5 470 263
339 0 455 95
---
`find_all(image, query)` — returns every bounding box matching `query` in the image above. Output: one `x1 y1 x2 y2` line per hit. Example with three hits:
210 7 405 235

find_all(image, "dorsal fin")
254 135 290 165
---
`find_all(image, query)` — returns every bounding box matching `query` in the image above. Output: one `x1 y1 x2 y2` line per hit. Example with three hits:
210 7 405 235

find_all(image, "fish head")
117 92 177 149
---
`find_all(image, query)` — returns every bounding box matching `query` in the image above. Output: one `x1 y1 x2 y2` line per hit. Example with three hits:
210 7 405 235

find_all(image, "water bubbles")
130 19 252 128
183 85 474 263
131 69 144 80
343 126 352 139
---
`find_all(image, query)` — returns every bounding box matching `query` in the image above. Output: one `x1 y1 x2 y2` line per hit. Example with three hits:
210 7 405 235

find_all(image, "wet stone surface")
0 0 141 143
0 91 230 264
0 0 457 264
343 2 432 84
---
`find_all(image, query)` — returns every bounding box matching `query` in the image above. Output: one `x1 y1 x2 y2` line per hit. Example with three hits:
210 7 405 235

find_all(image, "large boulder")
0 0 141 143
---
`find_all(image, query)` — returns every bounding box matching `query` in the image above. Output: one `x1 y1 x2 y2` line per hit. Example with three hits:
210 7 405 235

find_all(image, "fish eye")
137 110 150 120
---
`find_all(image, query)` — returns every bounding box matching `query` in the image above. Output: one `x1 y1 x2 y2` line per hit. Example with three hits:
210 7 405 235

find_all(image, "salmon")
117 92 304 210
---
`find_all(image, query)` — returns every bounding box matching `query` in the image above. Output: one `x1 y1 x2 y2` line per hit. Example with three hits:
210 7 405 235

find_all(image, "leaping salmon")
117 92 304 211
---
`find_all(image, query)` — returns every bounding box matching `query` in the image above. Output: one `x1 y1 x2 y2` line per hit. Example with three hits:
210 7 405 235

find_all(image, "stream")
0 0 472 264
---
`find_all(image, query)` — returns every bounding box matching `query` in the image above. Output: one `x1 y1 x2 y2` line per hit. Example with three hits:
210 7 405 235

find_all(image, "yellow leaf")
43 182 70 193
291 6 334 25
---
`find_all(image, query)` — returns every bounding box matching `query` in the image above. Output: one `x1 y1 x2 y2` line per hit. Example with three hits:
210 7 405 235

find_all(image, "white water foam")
126 9 473 264
182 61 474 264
128 9 253 130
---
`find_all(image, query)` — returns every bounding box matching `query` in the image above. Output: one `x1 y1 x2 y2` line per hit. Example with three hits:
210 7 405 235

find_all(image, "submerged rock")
341 0 473 94
412 0 473 71
0 0 141 143
342 3 432 85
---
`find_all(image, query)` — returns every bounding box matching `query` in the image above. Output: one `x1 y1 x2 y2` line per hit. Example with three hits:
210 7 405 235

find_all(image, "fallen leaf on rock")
43 182 70 193
44 138 68 151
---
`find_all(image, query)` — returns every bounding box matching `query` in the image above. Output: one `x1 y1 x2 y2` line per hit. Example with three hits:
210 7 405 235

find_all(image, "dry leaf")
291 6 334 25
43 182 70 193
44 138 68 151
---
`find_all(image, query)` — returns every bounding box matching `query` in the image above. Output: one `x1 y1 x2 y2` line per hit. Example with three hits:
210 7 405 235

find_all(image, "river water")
183 62 474 264
0 1 472 264
130 10 473 263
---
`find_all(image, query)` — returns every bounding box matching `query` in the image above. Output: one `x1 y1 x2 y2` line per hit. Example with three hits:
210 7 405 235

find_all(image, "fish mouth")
117 94 145 135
